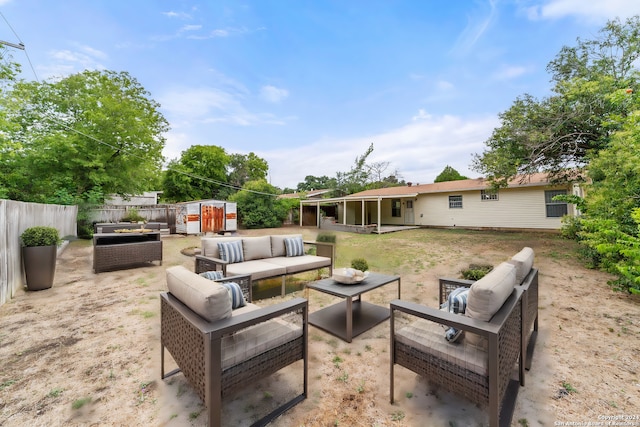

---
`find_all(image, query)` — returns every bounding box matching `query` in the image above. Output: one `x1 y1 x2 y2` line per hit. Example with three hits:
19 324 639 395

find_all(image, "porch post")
377 197 381 234
343 199 347 225
316 201 321 228
299 200 303 227
361 199 365 226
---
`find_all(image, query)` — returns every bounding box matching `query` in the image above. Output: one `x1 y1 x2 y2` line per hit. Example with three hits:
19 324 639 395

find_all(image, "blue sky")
1 1 639 190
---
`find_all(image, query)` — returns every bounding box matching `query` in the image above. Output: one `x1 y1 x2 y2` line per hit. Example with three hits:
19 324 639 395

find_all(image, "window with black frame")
545 190 568 217
449 195 463 209
391 199 401 217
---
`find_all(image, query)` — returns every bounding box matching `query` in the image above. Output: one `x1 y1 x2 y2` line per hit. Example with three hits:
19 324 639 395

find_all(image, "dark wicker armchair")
390 270 526 427
160 270 308 427
439 267 539 371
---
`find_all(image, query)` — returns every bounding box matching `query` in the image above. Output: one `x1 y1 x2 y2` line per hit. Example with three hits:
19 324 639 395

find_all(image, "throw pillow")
199 270 225 281
284 236 304 257
220 282 246 309
440 287 469 343
218 240 244 263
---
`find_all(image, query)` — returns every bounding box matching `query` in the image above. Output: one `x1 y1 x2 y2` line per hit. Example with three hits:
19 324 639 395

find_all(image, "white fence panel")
0 200 77 305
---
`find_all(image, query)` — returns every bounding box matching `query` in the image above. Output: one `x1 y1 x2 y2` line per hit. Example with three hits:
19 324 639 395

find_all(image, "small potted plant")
350 258 369 272
21 226 61 291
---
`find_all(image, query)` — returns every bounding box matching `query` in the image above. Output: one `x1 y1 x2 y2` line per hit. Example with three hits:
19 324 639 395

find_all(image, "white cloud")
451 0 499 55
40 46 107 79
162 11 192 19
436 80 455 91
263 113 499 189
179 25 202 33
412 109 431 121
260 85 289 103
159 83 293 130
493 65 529 80
527 0 640 22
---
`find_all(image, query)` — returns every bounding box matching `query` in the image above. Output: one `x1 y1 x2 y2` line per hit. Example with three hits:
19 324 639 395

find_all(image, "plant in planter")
350 258 369 272
21 226 61 291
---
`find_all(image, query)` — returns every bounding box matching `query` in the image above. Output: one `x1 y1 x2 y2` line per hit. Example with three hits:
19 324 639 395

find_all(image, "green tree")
162 145 229 202
229 180 288 228
334 143 374 196
434 165 468 183
577 102 640 292
296 175 336 192
472 16 640 186
218 152 269 199
1 69 168 204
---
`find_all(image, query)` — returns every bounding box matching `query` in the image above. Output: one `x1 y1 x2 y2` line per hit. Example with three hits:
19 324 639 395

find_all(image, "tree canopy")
434 165 468 183
0 68 169 204
472 16 640 293
472 16 640 187
161 146 269 202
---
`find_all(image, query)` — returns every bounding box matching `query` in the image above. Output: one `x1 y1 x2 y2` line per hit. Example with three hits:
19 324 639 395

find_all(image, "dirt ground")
1 227 639 427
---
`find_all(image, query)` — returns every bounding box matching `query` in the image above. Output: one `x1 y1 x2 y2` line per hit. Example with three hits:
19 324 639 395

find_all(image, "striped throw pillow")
199 270 225 281
284 236 304 257
441 287 469 343
217 240 244 264
220 282 246 309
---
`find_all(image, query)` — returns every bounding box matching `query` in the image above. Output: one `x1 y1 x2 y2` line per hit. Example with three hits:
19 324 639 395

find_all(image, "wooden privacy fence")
0 199 77 305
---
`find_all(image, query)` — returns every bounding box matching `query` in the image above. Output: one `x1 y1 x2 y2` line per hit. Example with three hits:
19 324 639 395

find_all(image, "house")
299 173 582 233
278 189 335 225
104 191 163 206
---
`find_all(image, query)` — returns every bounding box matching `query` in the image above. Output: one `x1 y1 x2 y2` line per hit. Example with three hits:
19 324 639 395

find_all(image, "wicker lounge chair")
160 266 308 426
438 247 539 371
390 261 527 427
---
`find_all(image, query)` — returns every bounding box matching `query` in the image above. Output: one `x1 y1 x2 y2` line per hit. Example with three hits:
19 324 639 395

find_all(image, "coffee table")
307 272 401 342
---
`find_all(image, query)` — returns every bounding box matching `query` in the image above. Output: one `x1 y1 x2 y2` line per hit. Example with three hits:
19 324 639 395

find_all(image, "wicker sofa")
390 247 538 427
160 266 308 427
195 234 334 296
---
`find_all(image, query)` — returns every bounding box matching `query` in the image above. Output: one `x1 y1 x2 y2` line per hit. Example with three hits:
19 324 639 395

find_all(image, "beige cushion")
396 319 487 376
242 236 272 261
166 266 232 322
509 247 534 283
226 260 287 281
271 234 302 257
465 262 516 322
266 255 332 274
221 318 302 369
201 237 242 259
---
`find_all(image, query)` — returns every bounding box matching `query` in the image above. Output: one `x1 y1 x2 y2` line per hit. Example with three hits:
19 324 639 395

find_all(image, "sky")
1 1 639 190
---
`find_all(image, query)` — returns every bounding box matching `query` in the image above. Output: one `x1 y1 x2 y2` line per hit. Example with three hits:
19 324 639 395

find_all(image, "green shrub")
120 208 145 223
460 263 492 281
560 215 582 240
316 232 337 244
351 258 369 272
20 226 61 247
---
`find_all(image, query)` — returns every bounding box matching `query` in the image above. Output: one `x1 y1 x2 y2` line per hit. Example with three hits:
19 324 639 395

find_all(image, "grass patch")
48 387 64 398
0 380 17 390
72 397 92 410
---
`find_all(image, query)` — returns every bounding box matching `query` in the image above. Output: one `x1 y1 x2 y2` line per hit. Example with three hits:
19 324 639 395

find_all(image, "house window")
391 199 401 217
449 195 463 209
481 189 498 201
545 190 568 217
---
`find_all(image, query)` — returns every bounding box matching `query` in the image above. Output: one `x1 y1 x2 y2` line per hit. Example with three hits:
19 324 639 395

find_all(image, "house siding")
415 186 568 229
